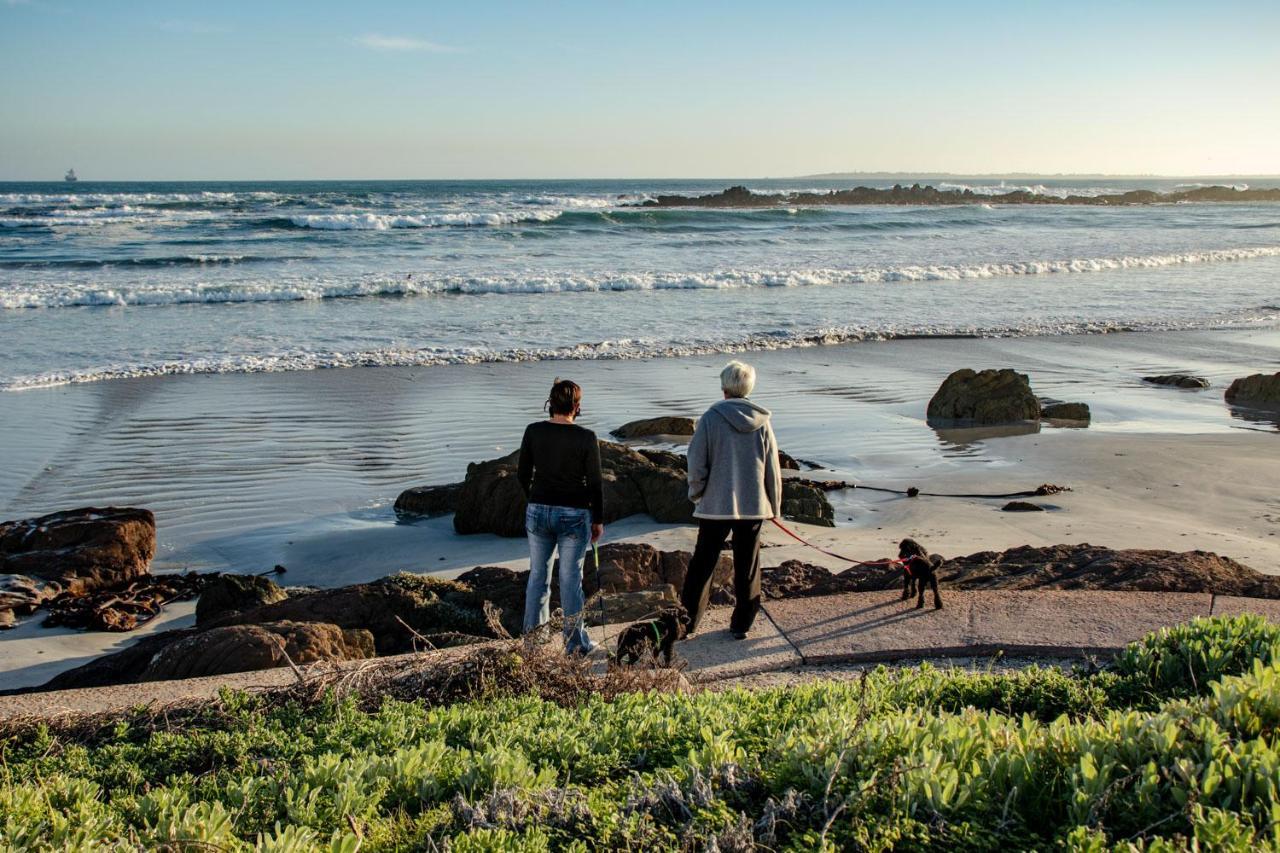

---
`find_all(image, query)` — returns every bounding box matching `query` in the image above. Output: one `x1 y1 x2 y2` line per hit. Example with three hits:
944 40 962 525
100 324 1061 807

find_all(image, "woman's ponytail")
546 378 582 417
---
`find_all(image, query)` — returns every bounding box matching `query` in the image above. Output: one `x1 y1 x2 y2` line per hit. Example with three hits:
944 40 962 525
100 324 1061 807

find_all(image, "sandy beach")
2 327 1277 691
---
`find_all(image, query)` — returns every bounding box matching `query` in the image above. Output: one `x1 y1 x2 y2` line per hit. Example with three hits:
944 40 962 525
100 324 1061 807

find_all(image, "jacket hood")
707 397 772 433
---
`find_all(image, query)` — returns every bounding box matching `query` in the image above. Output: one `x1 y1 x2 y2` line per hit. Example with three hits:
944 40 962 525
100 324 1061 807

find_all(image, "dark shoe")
915 600 924 610
934 600 943 610
732 630 748 640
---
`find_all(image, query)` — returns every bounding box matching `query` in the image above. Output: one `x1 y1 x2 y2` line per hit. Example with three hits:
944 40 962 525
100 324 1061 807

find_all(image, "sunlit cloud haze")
354 33 458 52
2 0 1278 179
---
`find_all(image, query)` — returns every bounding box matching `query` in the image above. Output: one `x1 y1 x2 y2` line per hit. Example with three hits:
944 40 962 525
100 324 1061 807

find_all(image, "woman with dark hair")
518 378 604 654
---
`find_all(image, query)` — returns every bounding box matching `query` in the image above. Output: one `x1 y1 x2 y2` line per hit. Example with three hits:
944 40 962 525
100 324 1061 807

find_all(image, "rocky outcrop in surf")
611 416 697 439
641 184 1280 208
395 440 835 534
1144 374 1210 389
927 369 1091 426
927 369 1041 425
1225 372 1280 407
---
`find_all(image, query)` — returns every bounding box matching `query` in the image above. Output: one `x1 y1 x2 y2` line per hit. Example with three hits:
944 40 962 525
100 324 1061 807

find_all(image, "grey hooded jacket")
686 398 783 520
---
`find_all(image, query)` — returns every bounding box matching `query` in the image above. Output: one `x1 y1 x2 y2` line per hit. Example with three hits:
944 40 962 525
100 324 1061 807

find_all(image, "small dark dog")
898 538 944 610
614 606 688 666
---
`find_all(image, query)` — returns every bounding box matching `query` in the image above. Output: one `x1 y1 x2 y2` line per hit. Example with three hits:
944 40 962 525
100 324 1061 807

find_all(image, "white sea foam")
1175 182 1249 191
7 309 1278 391
0 191 278 206
0 207 216 228
5 246 1280 310
519 194 620 209
937 182 1121 199
288 210 564 230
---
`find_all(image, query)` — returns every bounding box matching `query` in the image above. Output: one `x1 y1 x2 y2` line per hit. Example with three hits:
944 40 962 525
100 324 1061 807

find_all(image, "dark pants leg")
729 520 763 634
680 519 730 633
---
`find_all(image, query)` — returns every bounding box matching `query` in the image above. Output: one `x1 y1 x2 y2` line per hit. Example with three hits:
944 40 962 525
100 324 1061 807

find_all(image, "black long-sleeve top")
517 421 604 523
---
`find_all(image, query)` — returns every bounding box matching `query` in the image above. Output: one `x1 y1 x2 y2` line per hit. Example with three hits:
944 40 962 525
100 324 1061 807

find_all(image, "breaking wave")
7 310 1278 391
937 182 1121 199
284 210 566 230
0 254 258 270
0 191 278 205
5 246 1280 310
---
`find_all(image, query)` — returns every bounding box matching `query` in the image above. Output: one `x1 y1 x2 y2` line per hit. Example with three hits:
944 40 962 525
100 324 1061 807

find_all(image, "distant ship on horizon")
64 168 78 182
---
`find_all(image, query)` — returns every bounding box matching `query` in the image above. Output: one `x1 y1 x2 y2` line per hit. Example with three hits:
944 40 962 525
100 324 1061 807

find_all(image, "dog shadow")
790 597 935 644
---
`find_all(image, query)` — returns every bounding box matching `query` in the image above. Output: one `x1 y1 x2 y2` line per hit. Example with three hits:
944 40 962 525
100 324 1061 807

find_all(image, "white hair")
720 360 756 398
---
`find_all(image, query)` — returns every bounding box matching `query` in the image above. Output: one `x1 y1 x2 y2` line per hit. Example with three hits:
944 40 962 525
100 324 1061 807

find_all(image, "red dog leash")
768 518 909 572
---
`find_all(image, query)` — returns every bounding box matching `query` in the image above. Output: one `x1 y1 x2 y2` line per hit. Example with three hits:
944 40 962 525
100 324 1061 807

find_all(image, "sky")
2 0 1278 180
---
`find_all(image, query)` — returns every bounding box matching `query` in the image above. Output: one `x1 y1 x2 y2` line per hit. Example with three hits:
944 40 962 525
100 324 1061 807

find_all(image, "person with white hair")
680 360 783 639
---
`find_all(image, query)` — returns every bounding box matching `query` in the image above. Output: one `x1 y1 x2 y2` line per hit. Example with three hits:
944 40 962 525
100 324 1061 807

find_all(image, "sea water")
2 177 1279 390
2 178 1279 572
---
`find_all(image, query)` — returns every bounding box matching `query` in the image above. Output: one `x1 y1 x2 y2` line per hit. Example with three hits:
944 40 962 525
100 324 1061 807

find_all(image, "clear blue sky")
2 0 1278 180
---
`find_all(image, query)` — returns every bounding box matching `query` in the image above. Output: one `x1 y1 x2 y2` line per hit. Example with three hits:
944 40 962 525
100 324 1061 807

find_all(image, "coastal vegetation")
3 614 1279 851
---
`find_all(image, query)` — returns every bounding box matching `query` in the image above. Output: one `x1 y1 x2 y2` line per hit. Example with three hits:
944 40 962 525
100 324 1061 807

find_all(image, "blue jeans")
523 503 595 654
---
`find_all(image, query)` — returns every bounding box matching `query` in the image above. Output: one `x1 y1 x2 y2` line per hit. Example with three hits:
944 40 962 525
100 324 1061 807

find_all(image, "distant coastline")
641 183 1280 208
792 171 1280 181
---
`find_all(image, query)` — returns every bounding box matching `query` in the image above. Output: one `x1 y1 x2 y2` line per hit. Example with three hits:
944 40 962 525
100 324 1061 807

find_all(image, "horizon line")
4 171 1280 183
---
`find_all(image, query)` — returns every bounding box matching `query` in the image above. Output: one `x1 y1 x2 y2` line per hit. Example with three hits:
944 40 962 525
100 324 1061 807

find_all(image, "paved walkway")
2 590 1278 719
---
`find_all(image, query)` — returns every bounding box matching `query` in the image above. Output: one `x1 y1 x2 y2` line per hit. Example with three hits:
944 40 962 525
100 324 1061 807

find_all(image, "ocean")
2 177 1279 583
3 177 1280 391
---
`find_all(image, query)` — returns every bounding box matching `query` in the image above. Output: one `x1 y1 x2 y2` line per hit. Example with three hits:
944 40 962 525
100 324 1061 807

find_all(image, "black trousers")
679 518 763 634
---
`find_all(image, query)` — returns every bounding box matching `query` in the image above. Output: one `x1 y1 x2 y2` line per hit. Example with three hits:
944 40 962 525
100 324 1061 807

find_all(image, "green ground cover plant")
1 614 1278 851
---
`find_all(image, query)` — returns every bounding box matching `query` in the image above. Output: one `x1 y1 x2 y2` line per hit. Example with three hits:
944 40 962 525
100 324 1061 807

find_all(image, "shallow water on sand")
0 327 1275 575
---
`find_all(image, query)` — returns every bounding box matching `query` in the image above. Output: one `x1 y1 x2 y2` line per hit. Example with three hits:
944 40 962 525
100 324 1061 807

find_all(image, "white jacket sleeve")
763 423 783 518
687 417 709 503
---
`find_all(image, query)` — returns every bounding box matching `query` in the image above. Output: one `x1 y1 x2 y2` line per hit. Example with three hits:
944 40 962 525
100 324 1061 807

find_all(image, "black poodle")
898 538 944 610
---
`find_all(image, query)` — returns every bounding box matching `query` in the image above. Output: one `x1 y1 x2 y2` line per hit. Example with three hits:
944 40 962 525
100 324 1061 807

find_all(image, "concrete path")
2 589 1277 720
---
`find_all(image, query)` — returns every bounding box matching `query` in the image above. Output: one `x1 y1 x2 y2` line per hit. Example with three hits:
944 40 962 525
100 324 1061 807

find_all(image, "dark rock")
394 483 463 518
451 452 528 536
445 441 833 536
1040 401 1091 422
639 183 1280 209
781 480 836 526
0 507 156 597
586 541 731 595
926 369 1041 425
778 451 801 471
211 574 497 654
762 561 838 599
611 416 696 439
1143 374 1210 390
39 628 194 690
1225 372 1280 407
196 574 288 626
1001 501 1046 512
760 544 1280 599
453 565 528 636
139 620 374 682
937 543 1280 597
